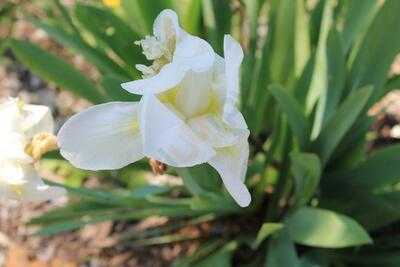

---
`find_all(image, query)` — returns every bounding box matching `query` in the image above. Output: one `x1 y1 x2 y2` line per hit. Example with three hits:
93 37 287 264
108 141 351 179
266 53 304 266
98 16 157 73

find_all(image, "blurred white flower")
0 98 65 202
58 10 251 207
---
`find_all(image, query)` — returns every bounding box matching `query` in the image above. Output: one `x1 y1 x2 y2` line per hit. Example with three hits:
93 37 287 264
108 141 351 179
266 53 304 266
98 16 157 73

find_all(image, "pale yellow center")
158 87 222 120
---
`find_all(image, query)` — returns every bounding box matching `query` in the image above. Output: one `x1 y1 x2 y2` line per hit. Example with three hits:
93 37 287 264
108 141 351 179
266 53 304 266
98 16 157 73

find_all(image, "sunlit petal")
222 35 246 128
153 9 183 43
22 104 54 138
188 114 249 148
58 102 143 171
174 70 213 118
141 94 215 167
208 137 251 207
121 62 187 95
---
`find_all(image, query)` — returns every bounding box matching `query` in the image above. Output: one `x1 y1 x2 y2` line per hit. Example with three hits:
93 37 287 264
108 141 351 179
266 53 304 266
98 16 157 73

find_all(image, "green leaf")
35 205 201 236
130 233 197 247
9 39 105 103
294 0 310 77
176 164 221 196
265 231 300 267
173 0 201 34
305 0 334 138
44 179 166 207
135 0 174 34
31 19 130 78
386 75 400 92
269 0 295 85
294 54 315 106
309 0 324 46
313 86 373 164
286 207 372 248
322 29 346 125
290 152 321 207
195 241 238 267
348 191 400 230
101 74 141 101
252 223 283 249
172 240 224 267
268 84 310 148
74 4 144 70
348 0 400 106
337 252 400 267
190 193 239 213
299 251 329 267
29 201 117 225
340 0 379 53
332 144 400 190
201 0 231 54
120 0 149 35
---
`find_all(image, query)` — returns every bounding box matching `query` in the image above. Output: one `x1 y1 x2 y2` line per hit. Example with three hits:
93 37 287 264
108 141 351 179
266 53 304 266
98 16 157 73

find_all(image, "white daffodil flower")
58 10 251 207
0 98 65 202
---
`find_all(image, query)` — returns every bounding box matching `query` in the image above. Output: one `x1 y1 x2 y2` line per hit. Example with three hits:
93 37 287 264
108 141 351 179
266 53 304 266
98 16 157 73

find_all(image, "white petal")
22 104 54 138
0 164 66 202
122 36 215 95
153 9 182 43
173 36 215 73
121 62 187 95
188 114 249 148
21 170 67 202
0 98 22 132
174 70 213 118
208 138 251 207
0 160 26 185
141 94 215 167
222 35 246 129
0 133 32 163
58 102 143 171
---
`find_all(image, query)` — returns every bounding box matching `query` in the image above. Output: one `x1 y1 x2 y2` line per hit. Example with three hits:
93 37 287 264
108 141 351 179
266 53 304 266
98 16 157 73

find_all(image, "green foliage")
9 39 105 103
286 207 372 248
290 152 321 207
4 0 400 265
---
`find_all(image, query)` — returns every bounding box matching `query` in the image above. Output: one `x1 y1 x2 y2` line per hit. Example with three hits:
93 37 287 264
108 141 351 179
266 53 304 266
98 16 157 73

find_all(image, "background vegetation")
2 0 400 266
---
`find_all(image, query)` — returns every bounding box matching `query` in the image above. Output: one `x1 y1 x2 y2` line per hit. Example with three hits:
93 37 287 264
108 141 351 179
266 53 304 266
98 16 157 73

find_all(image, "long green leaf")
269 0 295 85
331 144 400 191
252 223 283 249
313 86 373 164
268 84 310 148
385 75 400 92
9 39 105 103
101 74 141 101
294 0 310 77
195 241 238 267
173 0 201 34
31 19 130 78
266 231 300 267
135 0 174 34
348 0 400 106
340 0 379 53
201 0 231 55
286 207 372 248
305 0 334 139
74 4 144 70
290 152 321 207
